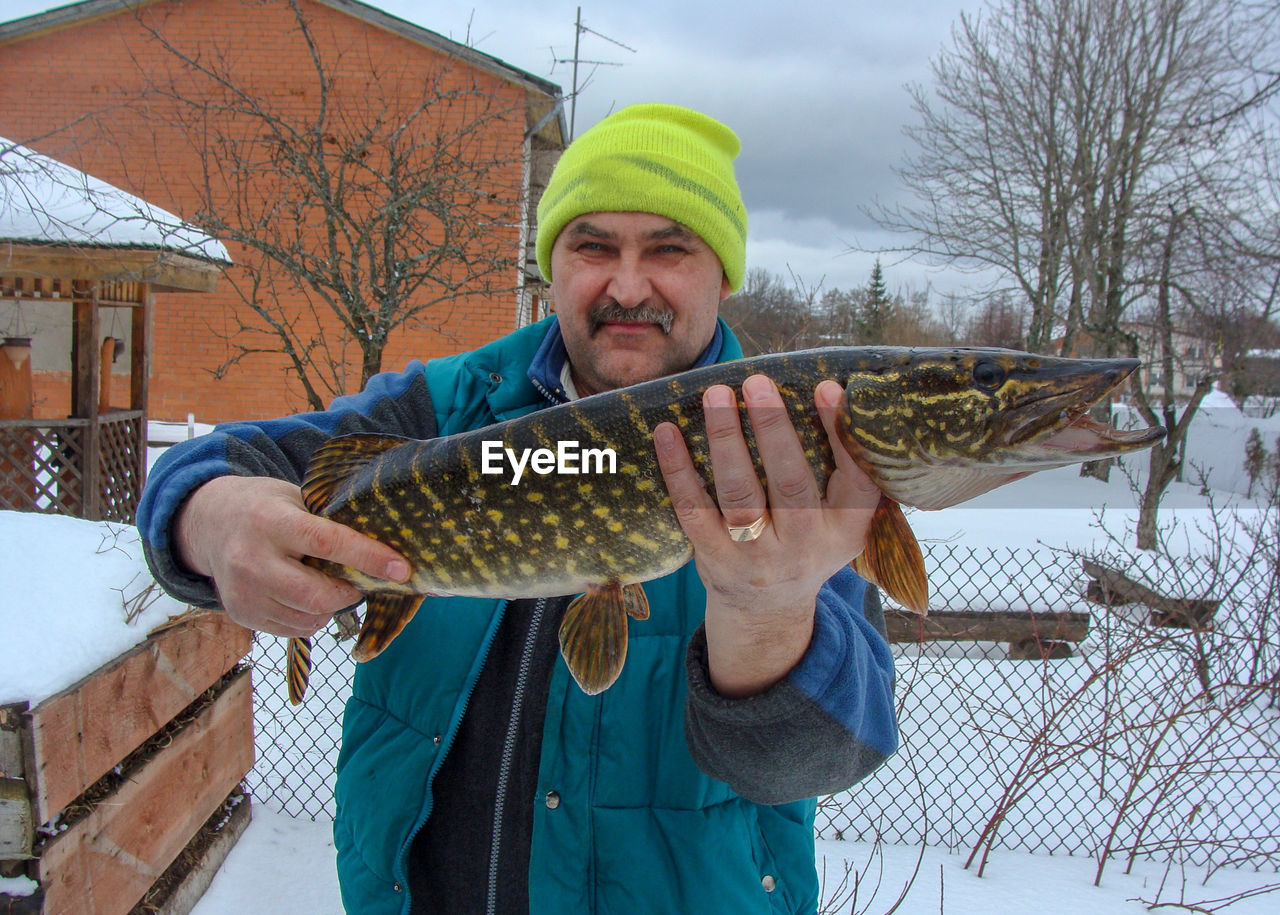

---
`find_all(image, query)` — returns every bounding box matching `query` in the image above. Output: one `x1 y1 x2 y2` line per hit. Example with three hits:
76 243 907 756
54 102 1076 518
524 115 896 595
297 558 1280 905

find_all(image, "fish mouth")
1003 358 1165 461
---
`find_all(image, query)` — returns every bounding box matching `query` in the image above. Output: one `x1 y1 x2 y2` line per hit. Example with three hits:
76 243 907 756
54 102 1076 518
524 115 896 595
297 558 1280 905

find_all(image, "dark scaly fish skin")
291 346 1165 698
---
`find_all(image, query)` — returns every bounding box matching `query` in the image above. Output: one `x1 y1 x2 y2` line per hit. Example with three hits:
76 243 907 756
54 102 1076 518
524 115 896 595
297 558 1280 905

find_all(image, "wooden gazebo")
0 139 228 522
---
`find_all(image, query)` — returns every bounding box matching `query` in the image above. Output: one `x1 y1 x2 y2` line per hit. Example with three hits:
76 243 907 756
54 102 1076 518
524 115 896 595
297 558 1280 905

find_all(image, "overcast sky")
4 0 981 297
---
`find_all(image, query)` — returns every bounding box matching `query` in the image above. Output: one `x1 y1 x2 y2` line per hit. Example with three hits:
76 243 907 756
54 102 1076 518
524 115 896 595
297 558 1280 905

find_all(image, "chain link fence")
245 511 1280 872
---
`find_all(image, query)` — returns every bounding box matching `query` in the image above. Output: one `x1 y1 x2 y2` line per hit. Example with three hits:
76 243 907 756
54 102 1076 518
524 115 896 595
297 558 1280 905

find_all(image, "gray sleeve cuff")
683 624 888 805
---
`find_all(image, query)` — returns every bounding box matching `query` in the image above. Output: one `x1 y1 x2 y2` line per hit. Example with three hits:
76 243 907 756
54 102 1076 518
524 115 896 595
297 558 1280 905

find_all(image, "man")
139 103 898 913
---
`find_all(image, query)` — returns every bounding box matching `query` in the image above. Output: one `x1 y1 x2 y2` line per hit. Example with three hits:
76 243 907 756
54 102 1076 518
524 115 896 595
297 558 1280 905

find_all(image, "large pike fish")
287 347 1164 702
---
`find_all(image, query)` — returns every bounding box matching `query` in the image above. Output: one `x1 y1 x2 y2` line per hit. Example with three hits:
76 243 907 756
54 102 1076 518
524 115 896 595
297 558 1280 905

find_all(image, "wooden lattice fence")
0 411 143 523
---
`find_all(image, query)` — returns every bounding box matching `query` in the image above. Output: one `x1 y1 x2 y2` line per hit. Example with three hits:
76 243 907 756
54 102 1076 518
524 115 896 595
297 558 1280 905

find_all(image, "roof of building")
0 0 563 101
1 136 230 262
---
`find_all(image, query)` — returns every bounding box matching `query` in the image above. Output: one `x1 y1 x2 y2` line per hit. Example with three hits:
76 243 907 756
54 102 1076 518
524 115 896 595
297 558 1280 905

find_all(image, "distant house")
1051 322 1221 403
0 0 565 421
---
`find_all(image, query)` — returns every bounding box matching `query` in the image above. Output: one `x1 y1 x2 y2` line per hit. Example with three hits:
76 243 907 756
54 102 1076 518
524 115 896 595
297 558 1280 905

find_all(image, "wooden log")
35 668 254 915
1008 638 1077 660
23 613 250 825
1081 559 1219 629
885 608 1091 645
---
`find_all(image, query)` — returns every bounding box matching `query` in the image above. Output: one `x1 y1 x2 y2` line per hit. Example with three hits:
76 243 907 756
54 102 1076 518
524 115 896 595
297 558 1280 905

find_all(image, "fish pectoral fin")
621 583 650 621
287 636 312 706
558 585 632 695
853 497 929 616
352 592 426 662
302 432 414 513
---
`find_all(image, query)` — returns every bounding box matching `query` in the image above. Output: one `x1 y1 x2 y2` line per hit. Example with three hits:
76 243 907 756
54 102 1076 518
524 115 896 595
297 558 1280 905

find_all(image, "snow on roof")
0 137 230 263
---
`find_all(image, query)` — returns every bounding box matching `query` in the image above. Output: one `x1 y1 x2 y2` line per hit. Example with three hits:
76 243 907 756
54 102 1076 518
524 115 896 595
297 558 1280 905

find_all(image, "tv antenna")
552 7 636 139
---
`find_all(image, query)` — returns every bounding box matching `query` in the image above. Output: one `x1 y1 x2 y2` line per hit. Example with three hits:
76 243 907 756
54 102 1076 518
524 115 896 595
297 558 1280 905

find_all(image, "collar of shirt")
526 317 725 405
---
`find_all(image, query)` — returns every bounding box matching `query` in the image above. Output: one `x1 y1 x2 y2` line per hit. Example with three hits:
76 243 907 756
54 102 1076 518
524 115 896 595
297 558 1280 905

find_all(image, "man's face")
549 212 732 397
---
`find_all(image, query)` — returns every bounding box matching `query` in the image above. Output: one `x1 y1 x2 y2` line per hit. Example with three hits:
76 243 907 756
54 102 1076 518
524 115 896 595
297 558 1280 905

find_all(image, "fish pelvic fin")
853 497 929 615
352 592 426 662
302 433 413 514
621 582 650 620
287 636 311 705
558 584 633 695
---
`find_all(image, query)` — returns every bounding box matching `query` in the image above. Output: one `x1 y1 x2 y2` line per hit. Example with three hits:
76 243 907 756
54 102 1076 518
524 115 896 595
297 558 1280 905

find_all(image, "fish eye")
971 359 1007 390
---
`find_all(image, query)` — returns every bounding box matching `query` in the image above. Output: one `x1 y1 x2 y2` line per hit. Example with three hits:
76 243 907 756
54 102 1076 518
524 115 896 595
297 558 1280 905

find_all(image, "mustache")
588 301 674 336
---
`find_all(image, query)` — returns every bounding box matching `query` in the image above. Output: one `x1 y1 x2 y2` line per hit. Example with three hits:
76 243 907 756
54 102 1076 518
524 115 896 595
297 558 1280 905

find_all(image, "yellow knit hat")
536 103 748 292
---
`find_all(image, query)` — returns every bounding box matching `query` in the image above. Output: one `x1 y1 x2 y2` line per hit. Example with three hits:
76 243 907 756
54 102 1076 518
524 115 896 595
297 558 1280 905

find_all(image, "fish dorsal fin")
852 497 929 615
352 592 426 662
302 433 413 514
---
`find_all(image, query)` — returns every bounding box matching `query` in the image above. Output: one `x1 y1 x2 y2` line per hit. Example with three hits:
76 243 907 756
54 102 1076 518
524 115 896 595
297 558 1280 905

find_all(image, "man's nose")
605 255 654 307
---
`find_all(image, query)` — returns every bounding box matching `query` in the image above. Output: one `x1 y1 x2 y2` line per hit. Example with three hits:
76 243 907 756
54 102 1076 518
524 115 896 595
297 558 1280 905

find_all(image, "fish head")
834 347 1166 510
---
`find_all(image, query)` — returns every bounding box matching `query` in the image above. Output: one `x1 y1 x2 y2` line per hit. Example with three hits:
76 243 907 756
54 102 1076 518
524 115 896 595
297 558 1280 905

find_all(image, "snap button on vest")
761 875 776 892
545 790 561 809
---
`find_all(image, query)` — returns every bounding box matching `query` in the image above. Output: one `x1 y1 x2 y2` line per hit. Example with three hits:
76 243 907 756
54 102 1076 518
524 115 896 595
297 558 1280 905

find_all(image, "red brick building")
0 0 564 421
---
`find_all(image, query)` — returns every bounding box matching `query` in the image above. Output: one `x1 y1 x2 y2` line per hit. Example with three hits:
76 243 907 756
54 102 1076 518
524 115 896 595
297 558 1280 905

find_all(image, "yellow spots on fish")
607 520 623 533
585 534 597 545
505 531 521 544
356 515 370 526
592 506 610 518
619 462 639 475
453 534 469 545
636 479 656 492
578 482 593 496
543 512 561 525
486 508 503 523
526 491 543 503
517 561 536 576
440 518 456 530
573 517 586 528
400 527 414 539
627 531 659 549
555 534 570 549
432 500 445 512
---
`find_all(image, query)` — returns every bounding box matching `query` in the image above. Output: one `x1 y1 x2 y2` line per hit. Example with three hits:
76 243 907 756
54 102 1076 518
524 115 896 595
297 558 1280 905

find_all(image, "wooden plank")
1082 559 1219 628
0 246 223 294
26 614 251 824
129 287 151 413
886 609 1091 644
0 703 28 779
36 668 254 915
148 791 251 915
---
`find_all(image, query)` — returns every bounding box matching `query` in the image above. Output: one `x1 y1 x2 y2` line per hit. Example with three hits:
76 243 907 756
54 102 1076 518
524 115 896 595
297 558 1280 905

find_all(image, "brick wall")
1 0 545 423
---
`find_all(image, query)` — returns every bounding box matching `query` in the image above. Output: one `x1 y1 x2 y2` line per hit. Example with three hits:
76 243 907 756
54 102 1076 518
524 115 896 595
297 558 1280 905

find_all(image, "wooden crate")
0 612 254 914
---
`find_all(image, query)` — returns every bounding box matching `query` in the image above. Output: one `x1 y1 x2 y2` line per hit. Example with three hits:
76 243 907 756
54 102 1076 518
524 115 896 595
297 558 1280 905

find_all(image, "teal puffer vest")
333 318 820 913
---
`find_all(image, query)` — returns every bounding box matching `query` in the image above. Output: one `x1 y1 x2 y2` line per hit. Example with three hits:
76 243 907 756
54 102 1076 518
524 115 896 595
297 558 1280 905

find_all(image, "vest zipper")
485 597 549 915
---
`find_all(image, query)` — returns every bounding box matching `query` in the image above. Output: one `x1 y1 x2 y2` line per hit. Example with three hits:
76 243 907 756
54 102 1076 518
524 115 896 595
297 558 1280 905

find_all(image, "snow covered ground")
2 394 1278 911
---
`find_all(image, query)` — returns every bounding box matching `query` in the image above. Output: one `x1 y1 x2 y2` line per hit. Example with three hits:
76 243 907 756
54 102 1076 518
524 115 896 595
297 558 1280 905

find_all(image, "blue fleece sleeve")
137 363 437 606
683 566 898 805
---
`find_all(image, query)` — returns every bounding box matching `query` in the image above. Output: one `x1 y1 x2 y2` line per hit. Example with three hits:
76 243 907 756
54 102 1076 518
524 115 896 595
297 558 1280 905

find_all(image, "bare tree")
876 0 1279 514
876 0 1278 352
118 0 529 409
722 267 828 355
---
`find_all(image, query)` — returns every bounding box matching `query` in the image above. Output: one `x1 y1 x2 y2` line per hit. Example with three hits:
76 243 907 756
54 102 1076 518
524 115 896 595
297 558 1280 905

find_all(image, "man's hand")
654 375 881 698
175 476 410 639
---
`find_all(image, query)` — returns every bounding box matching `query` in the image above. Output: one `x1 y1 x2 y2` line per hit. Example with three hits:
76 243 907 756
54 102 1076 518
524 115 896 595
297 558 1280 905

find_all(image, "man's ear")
719 273 732 301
